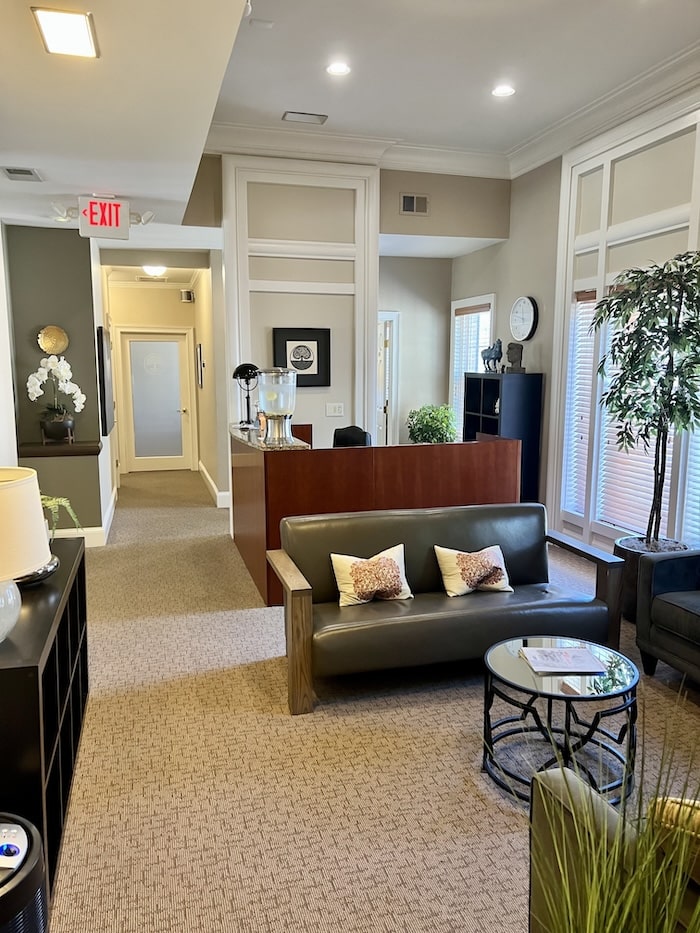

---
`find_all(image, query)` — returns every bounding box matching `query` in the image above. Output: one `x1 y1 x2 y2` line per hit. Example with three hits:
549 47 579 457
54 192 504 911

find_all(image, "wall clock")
509 296 538 341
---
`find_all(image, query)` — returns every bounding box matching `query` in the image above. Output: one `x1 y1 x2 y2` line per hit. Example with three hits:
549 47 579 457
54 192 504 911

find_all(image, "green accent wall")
7 226 100 445
7 225 103 530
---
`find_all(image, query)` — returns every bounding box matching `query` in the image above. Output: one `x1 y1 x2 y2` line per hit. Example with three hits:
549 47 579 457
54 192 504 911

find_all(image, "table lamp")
0 467 55 643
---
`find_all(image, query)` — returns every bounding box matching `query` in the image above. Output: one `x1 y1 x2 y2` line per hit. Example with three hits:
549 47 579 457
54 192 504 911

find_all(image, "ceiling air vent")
400 192 429 216
2 166 43 182
136 275 167 283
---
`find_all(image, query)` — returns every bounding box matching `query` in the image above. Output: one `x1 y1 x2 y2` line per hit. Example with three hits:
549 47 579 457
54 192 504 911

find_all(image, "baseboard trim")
199 460 230 509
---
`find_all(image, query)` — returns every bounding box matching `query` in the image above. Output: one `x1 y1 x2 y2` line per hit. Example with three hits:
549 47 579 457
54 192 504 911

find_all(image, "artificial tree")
592 250 700 548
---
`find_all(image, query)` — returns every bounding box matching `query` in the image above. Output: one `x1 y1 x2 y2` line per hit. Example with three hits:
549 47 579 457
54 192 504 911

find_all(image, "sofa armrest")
530 769 634 933
267 549 315 715
547 531 624 649
637 549 700 642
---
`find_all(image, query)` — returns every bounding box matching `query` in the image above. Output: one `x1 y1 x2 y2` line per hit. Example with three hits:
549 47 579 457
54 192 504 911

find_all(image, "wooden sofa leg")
287 591 316 715
639 650 659 676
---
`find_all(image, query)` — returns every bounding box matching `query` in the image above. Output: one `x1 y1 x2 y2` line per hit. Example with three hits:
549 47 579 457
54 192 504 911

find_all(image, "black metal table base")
482 673 637 804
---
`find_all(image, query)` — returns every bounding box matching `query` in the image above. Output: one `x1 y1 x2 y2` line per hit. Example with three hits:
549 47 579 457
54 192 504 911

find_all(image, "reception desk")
230 426 522 605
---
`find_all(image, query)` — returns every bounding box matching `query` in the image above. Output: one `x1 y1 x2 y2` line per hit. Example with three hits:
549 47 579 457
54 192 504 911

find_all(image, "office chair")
332 425 372 447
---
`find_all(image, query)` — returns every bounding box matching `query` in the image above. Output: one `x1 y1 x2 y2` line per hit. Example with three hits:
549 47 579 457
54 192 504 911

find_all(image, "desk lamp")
0 468 55 642
233 363 259 428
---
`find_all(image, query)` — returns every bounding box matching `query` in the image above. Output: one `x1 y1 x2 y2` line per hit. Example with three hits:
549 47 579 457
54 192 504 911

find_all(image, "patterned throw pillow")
331 544 414 607
434 544 513 597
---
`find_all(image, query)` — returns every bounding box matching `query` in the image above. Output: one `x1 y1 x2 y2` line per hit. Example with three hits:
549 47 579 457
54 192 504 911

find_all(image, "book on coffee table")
518 646 606 675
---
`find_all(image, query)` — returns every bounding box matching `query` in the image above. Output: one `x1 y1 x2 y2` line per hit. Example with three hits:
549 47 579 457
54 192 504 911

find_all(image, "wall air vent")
2 166 43 182
136 275 167 283
400 192 429 216
180 289 195 303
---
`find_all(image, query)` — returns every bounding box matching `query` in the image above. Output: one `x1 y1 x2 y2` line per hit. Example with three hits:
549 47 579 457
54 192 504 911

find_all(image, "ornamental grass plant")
529 694 700 933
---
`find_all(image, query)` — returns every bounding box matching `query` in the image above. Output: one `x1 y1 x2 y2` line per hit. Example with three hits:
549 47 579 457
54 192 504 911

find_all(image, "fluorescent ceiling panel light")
142 265 167 276
32 8 99 58
282 111 328 124
326 61 351 76
492 84 515 97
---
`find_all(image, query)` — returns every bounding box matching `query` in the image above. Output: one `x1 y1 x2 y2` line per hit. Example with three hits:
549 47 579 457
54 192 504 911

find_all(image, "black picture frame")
272 328 331 387
96 325 115 436
195 343 204 388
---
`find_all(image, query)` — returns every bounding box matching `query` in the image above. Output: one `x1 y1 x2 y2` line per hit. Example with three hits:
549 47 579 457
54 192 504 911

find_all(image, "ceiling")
1 0 699 264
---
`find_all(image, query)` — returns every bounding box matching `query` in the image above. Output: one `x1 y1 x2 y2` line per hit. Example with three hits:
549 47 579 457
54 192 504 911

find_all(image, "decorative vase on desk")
257 368 297 445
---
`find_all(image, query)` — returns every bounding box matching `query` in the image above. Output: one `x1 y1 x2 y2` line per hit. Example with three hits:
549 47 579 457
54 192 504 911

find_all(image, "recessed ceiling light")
142 265 167 276
31 8 99 58
492 84 515 98
282 111 328 125
326 61 351 76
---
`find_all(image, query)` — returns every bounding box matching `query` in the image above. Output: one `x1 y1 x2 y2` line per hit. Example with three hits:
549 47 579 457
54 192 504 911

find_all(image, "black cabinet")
0 539 88 895
463 372 543 502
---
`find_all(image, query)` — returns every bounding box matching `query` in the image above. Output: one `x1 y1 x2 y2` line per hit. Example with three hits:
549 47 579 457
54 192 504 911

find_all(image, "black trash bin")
0 814 47 933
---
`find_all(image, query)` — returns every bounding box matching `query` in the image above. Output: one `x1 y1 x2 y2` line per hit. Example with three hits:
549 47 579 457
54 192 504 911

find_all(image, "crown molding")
378 144 509 179
207 123 397 164
509 42 700 178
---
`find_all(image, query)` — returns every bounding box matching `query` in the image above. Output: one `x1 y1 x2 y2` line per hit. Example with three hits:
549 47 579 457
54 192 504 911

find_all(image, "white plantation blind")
596 414 671 536
451 304 492 435
562 293 596 516
682 430 700 544
594 304 671 538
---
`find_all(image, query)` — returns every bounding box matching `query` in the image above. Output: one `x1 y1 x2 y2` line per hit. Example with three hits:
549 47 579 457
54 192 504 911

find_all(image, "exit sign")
78 197 130 239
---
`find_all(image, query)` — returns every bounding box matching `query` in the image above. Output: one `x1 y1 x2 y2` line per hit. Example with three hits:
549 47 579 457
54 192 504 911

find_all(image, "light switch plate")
326 402 344 417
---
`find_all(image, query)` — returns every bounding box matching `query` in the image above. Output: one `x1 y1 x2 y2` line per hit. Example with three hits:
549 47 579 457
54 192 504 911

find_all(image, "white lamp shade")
0 468 52 580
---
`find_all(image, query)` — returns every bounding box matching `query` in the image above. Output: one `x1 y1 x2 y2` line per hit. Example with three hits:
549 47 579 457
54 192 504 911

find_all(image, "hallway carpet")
48 472 700 932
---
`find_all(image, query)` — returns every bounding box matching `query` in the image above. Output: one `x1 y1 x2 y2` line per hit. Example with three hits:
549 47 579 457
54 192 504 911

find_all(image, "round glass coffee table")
483 635 638 804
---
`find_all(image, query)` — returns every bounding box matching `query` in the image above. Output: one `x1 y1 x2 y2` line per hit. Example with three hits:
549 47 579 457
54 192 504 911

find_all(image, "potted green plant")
41 494 81 538
529 697 700 933
26 354 86 442
591 250 700 621
406 404 457 444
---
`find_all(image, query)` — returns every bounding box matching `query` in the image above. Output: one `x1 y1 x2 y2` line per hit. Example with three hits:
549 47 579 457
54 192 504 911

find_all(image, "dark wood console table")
0 538 88 895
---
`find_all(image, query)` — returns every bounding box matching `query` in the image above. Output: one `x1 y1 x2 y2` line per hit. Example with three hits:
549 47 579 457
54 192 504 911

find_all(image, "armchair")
636 549 700 682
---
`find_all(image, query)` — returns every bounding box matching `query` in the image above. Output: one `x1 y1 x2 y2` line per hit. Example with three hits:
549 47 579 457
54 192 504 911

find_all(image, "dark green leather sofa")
267 503 623 714
637 549 700 682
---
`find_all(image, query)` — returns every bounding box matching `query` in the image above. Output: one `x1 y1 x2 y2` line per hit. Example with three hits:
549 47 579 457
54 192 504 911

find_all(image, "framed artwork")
195 343 204 388
272 327 331 387
96 325 115 436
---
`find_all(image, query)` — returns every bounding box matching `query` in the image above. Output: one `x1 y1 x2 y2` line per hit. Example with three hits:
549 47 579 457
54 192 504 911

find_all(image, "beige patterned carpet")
48 472 700 933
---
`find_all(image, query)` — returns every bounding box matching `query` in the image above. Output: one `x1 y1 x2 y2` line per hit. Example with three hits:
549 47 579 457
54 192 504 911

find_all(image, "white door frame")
377 311 400 445
114 325 199 474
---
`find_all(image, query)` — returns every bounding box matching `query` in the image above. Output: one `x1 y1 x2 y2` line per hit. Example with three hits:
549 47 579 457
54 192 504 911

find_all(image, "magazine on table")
518 646 606 675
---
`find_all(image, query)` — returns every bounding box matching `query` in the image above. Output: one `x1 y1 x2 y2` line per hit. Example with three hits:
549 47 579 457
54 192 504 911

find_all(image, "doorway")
376 311 400 446
115 328 198 473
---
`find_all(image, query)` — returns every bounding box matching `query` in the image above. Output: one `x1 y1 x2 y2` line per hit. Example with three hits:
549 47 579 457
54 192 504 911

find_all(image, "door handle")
177 408 188 414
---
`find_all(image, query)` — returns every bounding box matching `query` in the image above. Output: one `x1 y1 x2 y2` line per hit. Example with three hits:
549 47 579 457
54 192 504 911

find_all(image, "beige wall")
380 170 510 239
192 270 219 490
250 292 355 449
248 184 355 242
183 155 222 228
378 257 452 443
108 286 197 328
451 157 562 497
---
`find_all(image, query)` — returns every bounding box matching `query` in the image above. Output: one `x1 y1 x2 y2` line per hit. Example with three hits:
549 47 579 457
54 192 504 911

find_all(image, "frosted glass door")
130 341 182 456
121 331 194 472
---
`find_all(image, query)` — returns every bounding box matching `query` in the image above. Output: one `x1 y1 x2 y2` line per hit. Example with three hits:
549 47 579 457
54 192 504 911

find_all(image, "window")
561 292 596 517
554 113 699 548
450 297 493 438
